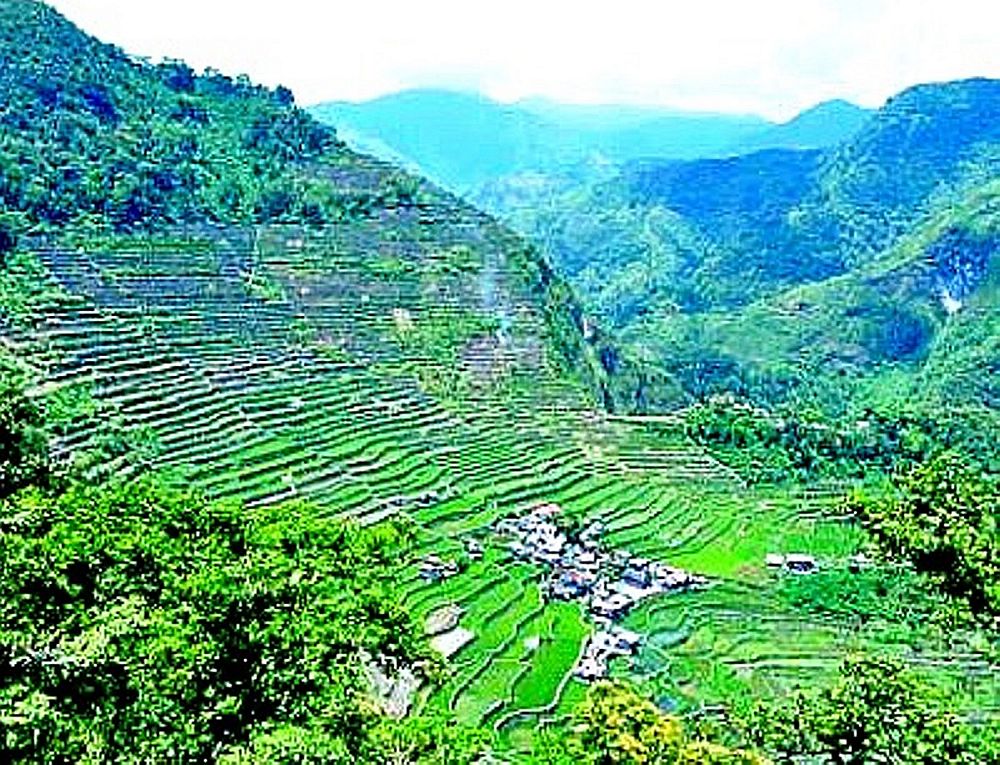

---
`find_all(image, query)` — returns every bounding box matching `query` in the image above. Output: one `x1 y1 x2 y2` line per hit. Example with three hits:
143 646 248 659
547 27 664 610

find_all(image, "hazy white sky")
49 0 1000 120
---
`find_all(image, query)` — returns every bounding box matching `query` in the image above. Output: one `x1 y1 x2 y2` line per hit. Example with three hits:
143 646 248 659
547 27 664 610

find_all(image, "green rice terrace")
1 3 998 761
7 206 997 754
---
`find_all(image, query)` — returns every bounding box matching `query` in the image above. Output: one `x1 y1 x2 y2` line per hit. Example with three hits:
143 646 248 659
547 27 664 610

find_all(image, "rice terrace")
1 1 998 763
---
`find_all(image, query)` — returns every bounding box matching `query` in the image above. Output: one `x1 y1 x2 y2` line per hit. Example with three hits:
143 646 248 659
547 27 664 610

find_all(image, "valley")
9 218 997 754
1 2 997 762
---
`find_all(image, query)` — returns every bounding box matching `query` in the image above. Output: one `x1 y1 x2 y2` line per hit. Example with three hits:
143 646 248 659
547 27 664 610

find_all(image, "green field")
13 222 998 753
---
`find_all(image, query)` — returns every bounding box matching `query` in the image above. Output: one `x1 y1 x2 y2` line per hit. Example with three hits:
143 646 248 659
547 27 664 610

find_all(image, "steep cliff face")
927 227 997 306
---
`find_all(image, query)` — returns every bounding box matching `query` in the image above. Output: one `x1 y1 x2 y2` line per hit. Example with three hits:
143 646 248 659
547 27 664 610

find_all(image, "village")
417 501 838 682
496 502 708 681
417 502 708 681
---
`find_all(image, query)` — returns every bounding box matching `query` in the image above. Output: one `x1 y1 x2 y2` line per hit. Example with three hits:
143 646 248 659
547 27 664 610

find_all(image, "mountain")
512 97 771 160
310 89 776 191
2 4 997 762
547 77 993 427
311 89 558 190
0 0 351 233
471 78 1000 432
812 78 1000 261
731 99 871 154
628 178 1000 409
311 90 875 199
0 2 621 759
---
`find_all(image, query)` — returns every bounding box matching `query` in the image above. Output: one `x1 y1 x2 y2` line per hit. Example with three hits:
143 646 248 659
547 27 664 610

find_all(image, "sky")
49 0 1000 121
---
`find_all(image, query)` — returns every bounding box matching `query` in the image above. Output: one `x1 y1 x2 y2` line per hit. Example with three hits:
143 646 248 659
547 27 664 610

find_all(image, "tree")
358 715 489 765
736 655 990 764
0 356 47 498
0 215 18 265
0 477 481 764
677 742 768 765
846 452 1000 618
532 682 768 765
576 682 685 765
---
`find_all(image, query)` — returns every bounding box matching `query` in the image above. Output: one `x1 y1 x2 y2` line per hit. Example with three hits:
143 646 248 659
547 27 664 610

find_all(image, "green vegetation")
0 213 19 263
846 454 1000 622
735 656 1000 764
776 567 951 632
467 80 1000 426
0 354 48 498
682 394 999 484
0 0 426 236
531 682 766 764
0 2 997 762
0 251 72 324
0 476 486 763
683 397 913 483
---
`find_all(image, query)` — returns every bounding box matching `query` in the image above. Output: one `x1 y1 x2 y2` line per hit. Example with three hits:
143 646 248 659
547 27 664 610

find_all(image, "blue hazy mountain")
731 98 872 153
310 89 872 193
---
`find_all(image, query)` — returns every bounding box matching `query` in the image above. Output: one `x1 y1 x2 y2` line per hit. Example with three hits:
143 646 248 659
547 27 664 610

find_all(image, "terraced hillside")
2 4 996 761
8 201 996 751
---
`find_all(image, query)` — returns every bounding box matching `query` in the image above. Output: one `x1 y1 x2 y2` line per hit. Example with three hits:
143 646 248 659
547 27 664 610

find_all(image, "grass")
13 223 997 749
506 601 589 713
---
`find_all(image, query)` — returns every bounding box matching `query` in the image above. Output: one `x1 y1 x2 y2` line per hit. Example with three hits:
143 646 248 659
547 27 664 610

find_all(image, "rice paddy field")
8 210 998 753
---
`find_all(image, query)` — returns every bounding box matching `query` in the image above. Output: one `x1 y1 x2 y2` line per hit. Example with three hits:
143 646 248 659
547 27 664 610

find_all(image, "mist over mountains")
1 2 998 762
310 89 871 192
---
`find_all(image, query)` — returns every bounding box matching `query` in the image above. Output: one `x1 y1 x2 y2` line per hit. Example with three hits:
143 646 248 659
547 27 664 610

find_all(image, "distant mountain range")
496 78 1000 420
310 89 871 192
315 80 1000 433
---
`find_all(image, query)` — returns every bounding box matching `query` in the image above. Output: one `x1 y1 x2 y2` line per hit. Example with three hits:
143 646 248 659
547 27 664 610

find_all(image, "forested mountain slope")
623 80 1000 407
613 79 1000 307
1 3 997 763
0 0 365 233
476 79 1000 419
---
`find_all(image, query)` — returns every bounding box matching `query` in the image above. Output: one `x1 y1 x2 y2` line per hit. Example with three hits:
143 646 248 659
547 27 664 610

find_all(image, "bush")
845 452 1000 619
0 218 18 265
735 655 994 764
0 476 483 763
0 356 48 498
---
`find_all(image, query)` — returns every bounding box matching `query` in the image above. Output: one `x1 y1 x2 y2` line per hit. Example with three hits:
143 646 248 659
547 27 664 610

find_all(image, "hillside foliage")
0 0 425 234
736 656 1000 764
0 477 486 763
845 454 1000 621
531 683 766 765
0 353 48 498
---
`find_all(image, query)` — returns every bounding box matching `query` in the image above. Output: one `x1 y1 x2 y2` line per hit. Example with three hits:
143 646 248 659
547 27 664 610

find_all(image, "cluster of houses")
495 502 707 682
765 552 819 574
418 554 460 582
384 489 443 514
414 502 877 685
764 551 870 575
576 625 643 682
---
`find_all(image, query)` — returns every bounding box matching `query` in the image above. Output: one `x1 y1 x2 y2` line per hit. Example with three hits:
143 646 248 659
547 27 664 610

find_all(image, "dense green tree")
575 682 685 765
530 683 767 765
0 477 482 763
0 355 48 498
736 655 996 764
0 0 431 234
0 217 17 264
845 453 999 619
